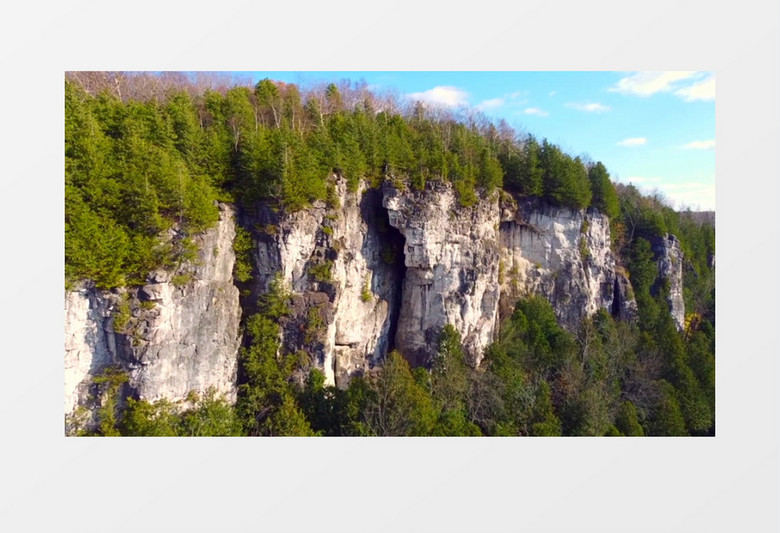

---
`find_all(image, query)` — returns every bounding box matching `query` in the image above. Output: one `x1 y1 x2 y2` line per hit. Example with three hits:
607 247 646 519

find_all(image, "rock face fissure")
64 204 241 428
371 197 407 358
251 178 405 387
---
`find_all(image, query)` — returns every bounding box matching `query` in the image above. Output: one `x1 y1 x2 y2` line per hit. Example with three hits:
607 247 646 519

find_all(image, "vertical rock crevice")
248 178 407 387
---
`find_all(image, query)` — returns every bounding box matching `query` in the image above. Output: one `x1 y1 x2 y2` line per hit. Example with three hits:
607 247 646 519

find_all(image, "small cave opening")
611 277 621 318
360 189 407 359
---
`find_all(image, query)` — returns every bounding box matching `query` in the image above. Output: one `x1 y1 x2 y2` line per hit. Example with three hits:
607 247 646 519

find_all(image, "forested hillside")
65 72 715 436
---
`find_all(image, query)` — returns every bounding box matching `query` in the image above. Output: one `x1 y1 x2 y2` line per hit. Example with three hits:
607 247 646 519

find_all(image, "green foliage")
112 295 132 333
588 162 620 219
261 272 291 319
501 136 543 196
305 306 325 345
511 296 577 377
540 141 592 209
308 260 333 283
68 76 651 291
122 387 242 436
363 351 438 436
649 381 688 436
265 395 319 436
361 275 372 302
579 236 590 261
432 326 468 390
232 225 254 283
235 311 315 436
180 387 243 436
122 397 181 436
65 80 221 289
171 272 193 287
92 366 129 436
530 381 562 436
615 401 645 436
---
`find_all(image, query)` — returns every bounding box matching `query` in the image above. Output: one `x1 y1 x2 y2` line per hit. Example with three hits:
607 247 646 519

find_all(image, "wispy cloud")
617 137 647 147
476 97 505 111
609 71 698 97
675 75 715 102
407 86 469 107
682 139 716 150
548 90 557 97
524 107 549 117
610 71 715 102
473 90 529 114
566 102 611 113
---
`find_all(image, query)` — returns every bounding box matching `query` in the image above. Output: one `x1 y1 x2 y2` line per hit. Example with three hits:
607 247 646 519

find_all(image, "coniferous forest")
65 72 715 436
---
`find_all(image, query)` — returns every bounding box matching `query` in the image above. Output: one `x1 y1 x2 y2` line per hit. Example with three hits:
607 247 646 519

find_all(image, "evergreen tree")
588 161 620 218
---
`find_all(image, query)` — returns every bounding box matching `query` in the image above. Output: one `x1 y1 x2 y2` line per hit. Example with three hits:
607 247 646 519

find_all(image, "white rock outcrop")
64 289 116 417
251 179 403 386
128 205 240 403
499 198 626 329
64 204 241 428
651 233 685 331
382 182 501 366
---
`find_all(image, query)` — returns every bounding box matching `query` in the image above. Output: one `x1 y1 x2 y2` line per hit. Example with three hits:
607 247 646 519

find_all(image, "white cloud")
524 107 549 117
617 137 647 147
476 97 505 111
407 86 469 107
548 90 557 97
609 71 699 97
566 102 611 112
682 140 716 150
675 75 715 102
610 71 715 102
509 90 526 100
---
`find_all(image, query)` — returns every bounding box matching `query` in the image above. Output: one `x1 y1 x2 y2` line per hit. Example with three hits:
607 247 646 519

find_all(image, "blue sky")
237 71 715 211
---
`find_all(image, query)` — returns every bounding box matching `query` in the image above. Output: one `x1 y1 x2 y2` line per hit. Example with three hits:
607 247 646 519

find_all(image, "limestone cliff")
498 196 636 329
249 178 404 387
64 204 241 430
651 234 685 331
65 182 664 425
382 181 500 366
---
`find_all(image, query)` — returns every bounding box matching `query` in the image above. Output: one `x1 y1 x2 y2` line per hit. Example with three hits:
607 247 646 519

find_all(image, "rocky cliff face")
64 204 241 429
498 197 636 329
65 183 660 424
64 289 116 418
382 182 500 366
250 179 404 387
651 234 685 331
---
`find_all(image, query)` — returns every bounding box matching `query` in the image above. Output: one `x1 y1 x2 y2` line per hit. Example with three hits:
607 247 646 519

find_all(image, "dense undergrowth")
66 72 714 436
